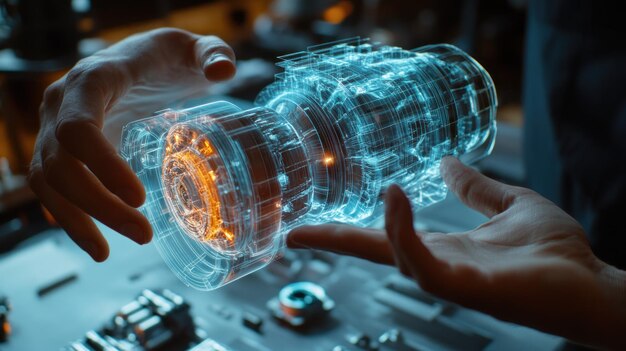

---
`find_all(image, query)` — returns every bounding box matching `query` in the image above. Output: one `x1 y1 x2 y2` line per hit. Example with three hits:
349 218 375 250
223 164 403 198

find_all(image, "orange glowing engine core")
161 124 235 251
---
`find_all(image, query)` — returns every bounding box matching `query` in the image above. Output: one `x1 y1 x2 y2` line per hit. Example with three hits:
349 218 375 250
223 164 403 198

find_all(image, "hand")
29 28 236 261
288 157 626 349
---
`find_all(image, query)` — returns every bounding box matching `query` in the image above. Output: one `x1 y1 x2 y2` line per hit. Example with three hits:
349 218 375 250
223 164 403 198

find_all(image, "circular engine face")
162 124 236 253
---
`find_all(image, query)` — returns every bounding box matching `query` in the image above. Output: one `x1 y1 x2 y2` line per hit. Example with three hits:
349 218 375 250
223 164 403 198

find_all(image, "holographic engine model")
121 38 497 290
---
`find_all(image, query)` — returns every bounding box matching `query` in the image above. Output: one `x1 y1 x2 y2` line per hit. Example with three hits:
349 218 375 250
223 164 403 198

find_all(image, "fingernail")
120 222 147 244
440 156 457 170
207 53 231 66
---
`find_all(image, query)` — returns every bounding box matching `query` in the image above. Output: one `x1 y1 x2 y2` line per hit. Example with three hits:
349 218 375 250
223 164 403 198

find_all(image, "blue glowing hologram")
120 38 497 290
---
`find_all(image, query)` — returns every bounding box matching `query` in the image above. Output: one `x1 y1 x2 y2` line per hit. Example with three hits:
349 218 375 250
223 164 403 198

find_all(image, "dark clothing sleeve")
524 0 626 268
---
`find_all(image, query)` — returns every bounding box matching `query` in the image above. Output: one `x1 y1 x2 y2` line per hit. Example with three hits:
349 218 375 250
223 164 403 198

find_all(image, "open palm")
288 157 626 349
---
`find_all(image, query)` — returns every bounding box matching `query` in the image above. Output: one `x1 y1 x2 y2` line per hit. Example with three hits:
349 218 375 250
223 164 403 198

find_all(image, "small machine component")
378 329 415 351
267 281 335 328
84 330 119 351
241 312 264 333
64 289 196 351
121 38 497 291
0 295 11 342
347 333 377 350
378 329 402 345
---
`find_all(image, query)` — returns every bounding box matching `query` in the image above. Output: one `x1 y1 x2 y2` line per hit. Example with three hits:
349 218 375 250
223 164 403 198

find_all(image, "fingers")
194 35 236 81
384 184 448 291
40 145 152 245
28 162 109 261
44 69 151 245
55 118 145 207
384 184 491 306
55 71 145 206
52 53 145 207
440 157 515 218
287 224 394 265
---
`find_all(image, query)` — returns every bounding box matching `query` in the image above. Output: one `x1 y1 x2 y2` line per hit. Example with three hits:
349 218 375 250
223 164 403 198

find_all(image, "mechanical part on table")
267 281 334 328
121 38 498 291
63 289 197 351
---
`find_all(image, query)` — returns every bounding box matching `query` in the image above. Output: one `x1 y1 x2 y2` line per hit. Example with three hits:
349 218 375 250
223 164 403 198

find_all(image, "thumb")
194 35 236 81
440 156 515 218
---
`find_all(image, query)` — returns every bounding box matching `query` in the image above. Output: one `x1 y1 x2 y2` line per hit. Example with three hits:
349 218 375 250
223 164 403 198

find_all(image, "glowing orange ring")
162 125 235 250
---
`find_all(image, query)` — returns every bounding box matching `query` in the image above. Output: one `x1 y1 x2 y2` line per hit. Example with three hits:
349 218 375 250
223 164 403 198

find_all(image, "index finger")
287 224 395 265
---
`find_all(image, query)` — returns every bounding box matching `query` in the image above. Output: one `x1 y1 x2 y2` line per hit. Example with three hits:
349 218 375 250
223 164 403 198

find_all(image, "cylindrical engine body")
121 40 497 290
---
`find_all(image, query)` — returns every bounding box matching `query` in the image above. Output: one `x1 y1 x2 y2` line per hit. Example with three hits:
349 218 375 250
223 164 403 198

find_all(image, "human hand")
29 28 236 261
288 157 626 349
